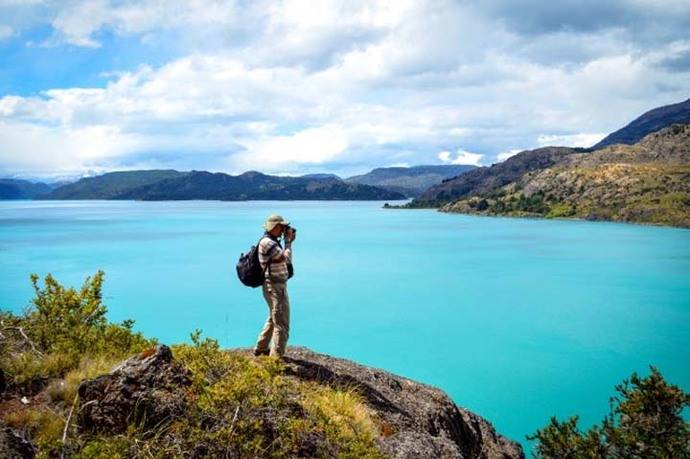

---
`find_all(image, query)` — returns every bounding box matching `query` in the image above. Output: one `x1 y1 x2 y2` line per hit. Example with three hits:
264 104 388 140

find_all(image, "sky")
0 0 689 180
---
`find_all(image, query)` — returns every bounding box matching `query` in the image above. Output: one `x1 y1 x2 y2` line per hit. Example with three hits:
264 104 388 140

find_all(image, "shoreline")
383 202 690 230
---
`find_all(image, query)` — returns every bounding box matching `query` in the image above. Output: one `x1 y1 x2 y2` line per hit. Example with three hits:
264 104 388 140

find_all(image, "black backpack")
236 238 268 288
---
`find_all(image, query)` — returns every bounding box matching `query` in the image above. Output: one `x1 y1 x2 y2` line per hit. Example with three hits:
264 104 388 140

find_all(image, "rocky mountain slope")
593 98 690 149
43 170 406 201
346 165 477 198
408 147 579 206
405 98 690 208
441 124 690 227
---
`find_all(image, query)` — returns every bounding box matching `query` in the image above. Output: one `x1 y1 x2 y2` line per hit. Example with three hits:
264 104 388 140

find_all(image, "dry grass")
45 354 121 404
303 385 378 439
4 406 64 450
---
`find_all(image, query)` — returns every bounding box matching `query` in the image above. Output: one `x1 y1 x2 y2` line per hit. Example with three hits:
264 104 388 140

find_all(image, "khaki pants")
255 279 290 357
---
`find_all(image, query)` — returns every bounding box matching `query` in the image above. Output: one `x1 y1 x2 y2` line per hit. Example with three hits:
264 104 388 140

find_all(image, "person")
253 214 295 358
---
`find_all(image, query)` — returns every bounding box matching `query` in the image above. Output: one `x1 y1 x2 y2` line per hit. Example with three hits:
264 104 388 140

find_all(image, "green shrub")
1 272 154 390
24 271 153 357
546 202 575 218
529 367 690 458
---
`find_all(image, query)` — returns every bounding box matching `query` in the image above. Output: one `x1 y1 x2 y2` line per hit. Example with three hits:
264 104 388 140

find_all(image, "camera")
284 224 297 237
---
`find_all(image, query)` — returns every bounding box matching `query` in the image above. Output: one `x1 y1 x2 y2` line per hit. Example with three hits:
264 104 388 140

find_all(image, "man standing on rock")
253 214 295 358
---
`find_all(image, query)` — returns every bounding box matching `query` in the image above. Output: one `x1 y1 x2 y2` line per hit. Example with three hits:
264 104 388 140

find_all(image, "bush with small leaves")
529 367 690 458
1 272 154 392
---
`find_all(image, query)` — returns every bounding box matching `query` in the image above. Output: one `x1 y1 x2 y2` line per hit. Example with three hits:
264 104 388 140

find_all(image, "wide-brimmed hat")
263 214 289 231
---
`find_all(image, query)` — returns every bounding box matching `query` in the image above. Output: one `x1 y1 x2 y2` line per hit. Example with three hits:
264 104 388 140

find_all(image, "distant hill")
44 170 187 200
593 98 690 149
407 148 579 206
345 165 476 197
441 124 690 227
0 179 53 199
43 170 406 201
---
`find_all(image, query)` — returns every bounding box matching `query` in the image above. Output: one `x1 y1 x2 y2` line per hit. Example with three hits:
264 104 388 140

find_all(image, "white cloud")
0 25 13 40
438 149 484 166
0 121 143 174
537 133 607 148
50 0 108 47
46 0 242 47
232 125 349 171
1 1 690 176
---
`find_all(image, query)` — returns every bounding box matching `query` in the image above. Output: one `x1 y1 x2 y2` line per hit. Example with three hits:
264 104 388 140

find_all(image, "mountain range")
3 165 476 201
40 170 409 201
0 179 57 199
44 170 187 200
440 124 690 227
345 164 477 197
3 98 689 219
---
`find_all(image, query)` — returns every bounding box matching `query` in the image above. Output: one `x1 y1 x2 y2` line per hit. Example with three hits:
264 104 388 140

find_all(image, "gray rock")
75 344 523 458
282 347 524 459
0 424 36 459
77 344 191 434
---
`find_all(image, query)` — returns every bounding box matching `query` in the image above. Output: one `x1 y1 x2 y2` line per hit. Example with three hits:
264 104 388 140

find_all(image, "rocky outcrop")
0 424 36 459
282 347 523 459
77 344 191 434
77 344 522 458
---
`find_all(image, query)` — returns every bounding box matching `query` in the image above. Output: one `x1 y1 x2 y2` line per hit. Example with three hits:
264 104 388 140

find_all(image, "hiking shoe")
253 348 270 357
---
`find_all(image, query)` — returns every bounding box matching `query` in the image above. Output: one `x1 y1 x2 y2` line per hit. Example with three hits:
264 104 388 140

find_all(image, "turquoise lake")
1 200 689 452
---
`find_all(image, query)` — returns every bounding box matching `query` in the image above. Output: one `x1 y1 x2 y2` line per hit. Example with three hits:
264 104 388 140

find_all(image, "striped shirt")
258 234 292 282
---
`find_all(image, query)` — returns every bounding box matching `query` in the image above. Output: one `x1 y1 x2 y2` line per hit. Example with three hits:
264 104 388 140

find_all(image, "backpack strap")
258 236 271 277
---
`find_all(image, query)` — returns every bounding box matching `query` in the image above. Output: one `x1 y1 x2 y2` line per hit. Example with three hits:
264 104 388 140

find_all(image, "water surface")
1 200 688 451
